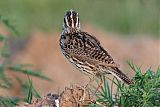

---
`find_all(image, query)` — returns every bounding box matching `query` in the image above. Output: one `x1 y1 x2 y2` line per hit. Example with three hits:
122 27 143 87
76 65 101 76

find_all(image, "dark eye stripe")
72 11 77 27
77 18 80 27
66 11 71 17
64 11 72 27
67 16 72 27
64 18 68 28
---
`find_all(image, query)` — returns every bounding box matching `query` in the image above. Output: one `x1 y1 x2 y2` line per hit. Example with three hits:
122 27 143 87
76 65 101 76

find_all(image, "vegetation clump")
88 62 160 107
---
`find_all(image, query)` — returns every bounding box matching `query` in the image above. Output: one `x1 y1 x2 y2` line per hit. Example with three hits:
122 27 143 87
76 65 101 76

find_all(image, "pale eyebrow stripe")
70 10 74 28
76 12 79 27
65 16 69 27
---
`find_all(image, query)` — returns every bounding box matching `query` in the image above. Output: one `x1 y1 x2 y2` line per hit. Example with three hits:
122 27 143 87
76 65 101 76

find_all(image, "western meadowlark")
59 10 133 86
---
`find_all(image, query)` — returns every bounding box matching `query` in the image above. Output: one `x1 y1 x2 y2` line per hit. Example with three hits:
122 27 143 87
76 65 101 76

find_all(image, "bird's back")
60 31 119 76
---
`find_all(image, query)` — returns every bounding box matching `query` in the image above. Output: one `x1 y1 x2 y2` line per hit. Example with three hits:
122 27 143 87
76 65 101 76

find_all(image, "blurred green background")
0 1 159 103
0 0 159 37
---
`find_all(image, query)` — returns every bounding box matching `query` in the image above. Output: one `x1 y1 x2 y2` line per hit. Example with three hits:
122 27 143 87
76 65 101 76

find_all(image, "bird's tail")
109 67 133 85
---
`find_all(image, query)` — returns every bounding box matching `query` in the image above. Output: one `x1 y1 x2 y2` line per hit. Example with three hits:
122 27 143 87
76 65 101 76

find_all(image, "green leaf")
0 16 19 36
0 34 5 41
156 68 160 77
8 64 51 81
0 97 20 107
127 61 142 75
0 68 12 89
32 86 41 98
26 78 33 104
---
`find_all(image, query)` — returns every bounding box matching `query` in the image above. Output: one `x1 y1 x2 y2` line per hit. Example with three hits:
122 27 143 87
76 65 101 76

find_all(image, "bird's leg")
89 75 103 100
85 74 97 88
94 75 103 95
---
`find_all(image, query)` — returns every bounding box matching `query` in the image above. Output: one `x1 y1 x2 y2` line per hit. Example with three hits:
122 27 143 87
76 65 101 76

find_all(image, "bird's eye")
62 35 66 39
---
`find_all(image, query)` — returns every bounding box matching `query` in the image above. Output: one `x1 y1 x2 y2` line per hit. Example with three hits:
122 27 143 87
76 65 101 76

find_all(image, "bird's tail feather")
109 67 133 85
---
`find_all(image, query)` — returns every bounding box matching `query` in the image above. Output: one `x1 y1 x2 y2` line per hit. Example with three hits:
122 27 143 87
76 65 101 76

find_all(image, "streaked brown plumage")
60 10 132 85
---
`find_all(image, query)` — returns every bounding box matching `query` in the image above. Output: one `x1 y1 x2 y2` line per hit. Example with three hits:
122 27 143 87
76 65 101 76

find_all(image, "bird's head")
63 10 80 34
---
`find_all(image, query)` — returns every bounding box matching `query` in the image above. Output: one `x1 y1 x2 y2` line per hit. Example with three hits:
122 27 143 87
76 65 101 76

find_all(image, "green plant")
25 77 41 104
0 97 20 107
88 62 160 107
0 15 49 106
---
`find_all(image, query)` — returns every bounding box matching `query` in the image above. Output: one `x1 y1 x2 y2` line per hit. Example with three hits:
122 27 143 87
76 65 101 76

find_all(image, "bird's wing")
78 32 120 68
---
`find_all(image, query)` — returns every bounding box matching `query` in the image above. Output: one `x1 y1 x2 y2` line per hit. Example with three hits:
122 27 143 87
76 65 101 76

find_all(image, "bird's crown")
63 10 80 34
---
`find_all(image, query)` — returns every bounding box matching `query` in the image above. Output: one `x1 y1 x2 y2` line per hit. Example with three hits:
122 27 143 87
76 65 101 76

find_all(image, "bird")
59 10 133 87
